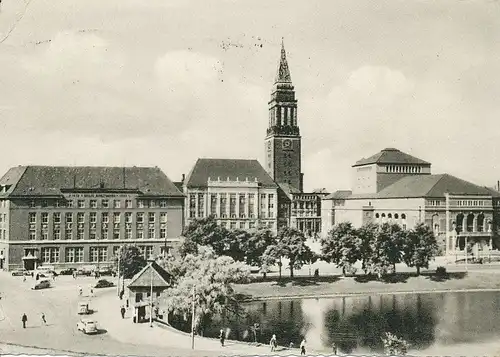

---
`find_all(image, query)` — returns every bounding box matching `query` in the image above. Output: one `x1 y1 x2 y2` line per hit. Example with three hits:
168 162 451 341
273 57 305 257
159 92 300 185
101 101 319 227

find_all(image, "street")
0 273 227 357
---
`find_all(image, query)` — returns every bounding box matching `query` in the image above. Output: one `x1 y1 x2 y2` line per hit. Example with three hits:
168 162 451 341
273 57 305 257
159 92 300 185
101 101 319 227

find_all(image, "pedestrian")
90 287 94 297
300 339 306 356
332 342 337 355
270 334 277 352
119 289 124 300
41 312 47 325
21 313 27 329
219 329 225 347
120 306 126 319
23 275 26 282
78 286 82 296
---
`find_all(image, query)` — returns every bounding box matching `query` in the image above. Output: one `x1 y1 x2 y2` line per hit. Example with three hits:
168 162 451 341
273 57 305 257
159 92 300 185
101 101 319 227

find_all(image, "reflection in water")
172 291 500 354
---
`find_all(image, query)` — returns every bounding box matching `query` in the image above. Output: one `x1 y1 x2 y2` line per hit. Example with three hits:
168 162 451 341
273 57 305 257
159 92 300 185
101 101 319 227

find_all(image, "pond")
172 291 500 354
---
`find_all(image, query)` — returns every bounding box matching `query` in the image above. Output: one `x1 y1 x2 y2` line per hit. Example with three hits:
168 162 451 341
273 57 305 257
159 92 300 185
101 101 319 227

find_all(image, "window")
160 226 167 239
54 212 61 223
89 200 97 208
102 199 109 208
29 229 36 240
53 227 61 240
210 194 217 216
102 212 109 223
160 212 167 223
230 221 237 230
66 213 73 223
220 195 227 217
90 212 97 223
114 200 121 209
41 213 49 224
249 221 256 229
41 247 59 263
145 246 154 260
248 194 255 217
113 212 121 224
77 227 84 240
148 212 155 223
29 200 36 208
137 227 144 239
41 229 48 240
125 226 132 239
90 247 107 262
239 222 246 229
150 200 156 208
67 200 74 208
65 247 83 263
137 212 144 223
65 226 72 240
268 194 274 209
197 194 204 217
160 200 167 208
77 200 85 209
138 200 146 209
41 200 48 208
229 194 236 218
77 213 85 224
29 212 36 224
113 227 120 239
148 226 155 239
125 212 132 223
239 195 246 218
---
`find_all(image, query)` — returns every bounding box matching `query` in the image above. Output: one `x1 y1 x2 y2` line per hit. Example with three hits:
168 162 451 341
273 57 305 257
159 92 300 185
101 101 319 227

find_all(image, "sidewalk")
91 290 304 356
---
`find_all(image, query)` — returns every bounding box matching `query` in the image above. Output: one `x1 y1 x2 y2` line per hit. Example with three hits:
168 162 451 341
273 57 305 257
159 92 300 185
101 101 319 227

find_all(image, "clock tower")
264 40 303 192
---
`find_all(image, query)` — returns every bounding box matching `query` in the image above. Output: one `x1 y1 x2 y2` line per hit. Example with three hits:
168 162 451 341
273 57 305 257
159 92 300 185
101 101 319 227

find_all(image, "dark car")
59 267 77 275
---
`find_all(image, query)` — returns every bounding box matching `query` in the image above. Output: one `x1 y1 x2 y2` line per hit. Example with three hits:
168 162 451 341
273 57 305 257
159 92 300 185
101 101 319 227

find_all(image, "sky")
0 0 499 192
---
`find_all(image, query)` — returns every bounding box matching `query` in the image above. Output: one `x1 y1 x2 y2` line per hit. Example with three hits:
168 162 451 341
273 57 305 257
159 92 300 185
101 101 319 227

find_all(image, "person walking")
120 306 126 319
78 286 82 296
300 339 306 356
270 334 277 352
219 329 225 347
90 287 94 297
332 342 337 355
21 313 27 329
41 312 47 325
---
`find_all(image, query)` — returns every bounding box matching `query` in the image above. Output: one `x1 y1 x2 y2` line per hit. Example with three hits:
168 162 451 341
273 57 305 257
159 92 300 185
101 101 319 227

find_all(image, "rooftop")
0 166 183 197
128 261 172 289
353 148 431 167
184 159 277 189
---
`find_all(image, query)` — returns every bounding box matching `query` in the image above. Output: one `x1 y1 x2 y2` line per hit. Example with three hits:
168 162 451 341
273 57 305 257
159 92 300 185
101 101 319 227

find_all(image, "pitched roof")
128 261 172 289
324 190 352 200
0 166 183 197
375 174 498 198
353 148 430 167
185 159 278 189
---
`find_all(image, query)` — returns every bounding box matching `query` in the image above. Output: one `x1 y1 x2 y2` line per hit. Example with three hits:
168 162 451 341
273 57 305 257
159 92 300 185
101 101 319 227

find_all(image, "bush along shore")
234 270 500 301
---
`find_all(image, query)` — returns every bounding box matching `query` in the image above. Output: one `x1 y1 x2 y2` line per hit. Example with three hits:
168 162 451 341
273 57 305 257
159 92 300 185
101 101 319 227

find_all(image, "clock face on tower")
282 139 292 149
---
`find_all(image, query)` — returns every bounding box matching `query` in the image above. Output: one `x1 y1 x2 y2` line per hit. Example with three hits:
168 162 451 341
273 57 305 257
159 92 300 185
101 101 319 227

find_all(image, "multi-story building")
183 159 279 232
182 41 325 236
322 148 500 257
0 166 184 271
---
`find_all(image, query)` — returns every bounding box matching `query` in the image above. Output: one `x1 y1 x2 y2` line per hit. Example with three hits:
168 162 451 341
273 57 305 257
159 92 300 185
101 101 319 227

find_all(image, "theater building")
0 166 184 271
322 148 500 257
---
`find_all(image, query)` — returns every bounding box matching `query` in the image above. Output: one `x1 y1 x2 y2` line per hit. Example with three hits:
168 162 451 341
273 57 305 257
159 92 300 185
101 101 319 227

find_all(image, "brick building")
0 166 184 271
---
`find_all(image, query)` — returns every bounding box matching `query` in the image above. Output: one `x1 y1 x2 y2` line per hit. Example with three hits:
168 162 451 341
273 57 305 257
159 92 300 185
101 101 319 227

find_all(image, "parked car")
94 279 114 289
77 265 96 276
77 301 90 315
97 266 116 277
11 269 27 276
77 318 98 334
32 279 51 290
36 266 58 278
59 267 77 276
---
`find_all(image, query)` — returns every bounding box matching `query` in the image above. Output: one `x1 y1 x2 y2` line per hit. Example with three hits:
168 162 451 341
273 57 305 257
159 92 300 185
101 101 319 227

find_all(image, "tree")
382 332 410 356
114 244 147 279
160 246 250 335
366 223 405 278
357 223 377 275
402 223 438 275
181 216 231 256
321 222 360 276
263 227 316 278
241 228 277 267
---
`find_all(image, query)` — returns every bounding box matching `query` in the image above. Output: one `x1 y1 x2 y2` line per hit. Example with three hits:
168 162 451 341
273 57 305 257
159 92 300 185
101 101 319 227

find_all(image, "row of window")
456 200 485 207
40 245 156 264
28 199 169 209
385 165 423 174
375 213 407 220
29 212 167 224
217 220 275 230
189 193 275 219
269 106 297 127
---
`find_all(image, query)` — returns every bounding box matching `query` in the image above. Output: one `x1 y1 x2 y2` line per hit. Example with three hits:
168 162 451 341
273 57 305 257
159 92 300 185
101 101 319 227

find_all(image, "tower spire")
275 38 292 84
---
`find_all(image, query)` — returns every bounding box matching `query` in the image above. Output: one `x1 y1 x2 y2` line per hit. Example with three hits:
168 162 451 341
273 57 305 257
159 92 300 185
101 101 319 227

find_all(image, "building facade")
0 166 184 271
322 148 500 257
183 159 279 232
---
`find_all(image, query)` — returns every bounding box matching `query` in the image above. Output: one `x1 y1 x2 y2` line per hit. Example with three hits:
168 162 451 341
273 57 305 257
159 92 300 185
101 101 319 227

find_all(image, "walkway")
92 289 304 356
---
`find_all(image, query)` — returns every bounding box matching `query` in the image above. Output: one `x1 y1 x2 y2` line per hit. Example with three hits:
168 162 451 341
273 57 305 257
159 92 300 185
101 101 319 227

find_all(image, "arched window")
394 213 399 219
388 213 392 219
477 213 485 232
466 213 474 232
375 213 380 218
381 213 386 218
456 213 464 233
401 213 406 220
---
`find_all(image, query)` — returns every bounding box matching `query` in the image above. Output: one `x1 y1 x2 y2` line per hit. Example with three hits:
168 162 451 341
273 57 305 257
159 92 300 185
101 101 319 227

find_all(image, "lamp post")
191 285 196 350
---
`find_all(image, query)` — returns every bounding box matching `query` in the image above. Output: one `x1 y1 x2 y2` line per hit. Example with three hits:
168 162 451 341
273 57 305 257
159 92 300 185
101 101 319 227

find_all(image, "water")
174 291 500 354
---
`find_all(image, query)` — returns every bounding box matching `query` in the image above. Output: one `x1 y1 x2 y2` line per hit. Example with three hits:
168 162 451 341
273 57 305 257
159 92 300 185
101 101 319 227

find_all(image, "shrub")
95 279 114 289
436 266 447 277
345 264 358 276
382 332 410 356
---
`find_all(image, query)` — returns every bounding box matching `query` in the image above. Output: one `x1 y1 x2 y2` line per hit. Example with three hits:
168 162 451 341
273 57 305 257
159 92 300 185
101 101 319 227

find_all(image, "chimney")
181 174 185 183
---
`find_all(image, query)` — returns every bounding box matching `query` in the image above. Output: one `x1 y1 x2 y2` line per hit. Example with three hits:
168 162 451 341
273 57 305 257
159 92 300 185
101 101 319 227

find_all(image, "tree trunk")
289 262 294 278
342 266 346 277
278 260 282 279
416 266 420 276
393 263 396 274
